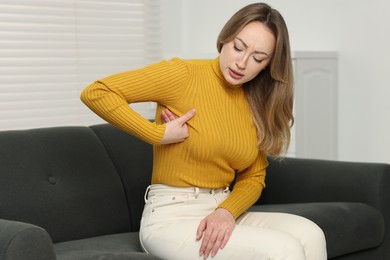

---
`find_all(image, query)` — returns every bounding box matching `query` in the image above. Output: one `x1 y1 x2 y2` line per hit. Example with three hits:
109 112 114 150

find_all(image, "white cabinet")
287 51 338 160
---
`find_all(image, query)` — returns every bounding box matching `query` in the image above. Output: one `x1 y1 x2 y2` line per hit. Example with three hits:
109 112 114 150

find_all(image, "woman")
81 2 327 260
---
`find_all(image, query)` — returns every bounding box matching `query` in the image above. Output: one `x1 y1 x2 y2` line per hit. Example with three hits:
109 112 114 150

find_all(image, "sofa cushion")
0 127 130 243
54 232 160 260
250 202 384 258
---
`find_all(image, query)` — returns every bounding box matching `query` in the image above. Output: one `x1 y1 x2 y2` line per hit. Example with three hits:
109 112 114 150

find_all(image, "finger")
161 109 170 123
203 230 219 259
199 226 214 257
196 219 206 241
220 227 233 249
211 228 231 257
177 108 196 125
165 109 178 121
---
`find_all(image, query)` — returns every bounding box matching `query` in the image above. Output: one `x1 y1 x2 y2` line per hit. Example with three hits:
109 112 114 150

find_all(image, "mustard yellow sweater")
80 57 268 219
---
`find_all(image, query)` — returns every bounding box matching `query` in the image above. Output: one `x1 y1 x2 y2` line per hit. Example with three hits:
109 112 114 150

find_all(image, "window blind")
0 0 161 130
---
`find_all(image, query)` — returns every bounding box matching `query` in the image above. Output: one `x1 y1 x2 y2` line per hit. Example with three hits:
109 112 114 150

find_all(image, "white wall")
160 0 390 164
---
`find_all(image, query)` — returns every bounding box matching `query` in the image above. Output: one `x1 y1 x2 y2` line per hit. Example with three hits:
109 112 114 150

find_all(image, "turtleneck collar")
211 56 243 89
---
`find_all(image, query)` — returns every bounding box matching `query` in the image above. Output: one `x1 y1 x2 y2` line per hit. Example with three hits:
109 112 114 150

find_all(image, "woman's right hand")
160 108 196 144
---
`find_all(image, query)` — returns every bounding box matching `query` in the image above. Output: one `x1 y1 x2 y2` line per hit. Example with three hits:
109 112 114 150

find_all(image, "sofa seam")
88 126 134 231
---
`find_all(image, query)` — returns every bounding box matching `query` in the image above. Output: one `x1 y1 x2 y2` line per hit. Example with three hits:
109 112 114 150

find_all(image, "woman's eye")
253 57 262 63
233 44 242 52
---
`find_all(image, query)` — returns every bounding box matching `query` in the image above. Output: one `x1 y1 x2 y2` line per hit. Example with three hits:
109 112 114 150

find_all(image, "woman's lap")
139 185 326 260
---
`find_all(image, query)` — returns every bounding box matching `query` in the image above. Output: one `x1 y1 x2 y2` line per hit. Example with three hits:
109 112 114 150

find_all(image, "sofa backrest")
0 126 131 243
90 124 153 232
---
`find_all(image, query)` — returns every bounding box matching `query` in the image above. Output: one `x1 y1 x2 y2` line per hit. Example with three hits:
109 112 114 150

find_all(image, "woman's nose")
236 55 248 70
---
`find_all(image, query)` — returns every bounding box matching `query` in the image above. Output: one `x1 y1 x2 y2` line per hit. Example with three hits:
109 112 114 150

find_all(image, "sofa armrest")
0 219 56 260
258 156 390 259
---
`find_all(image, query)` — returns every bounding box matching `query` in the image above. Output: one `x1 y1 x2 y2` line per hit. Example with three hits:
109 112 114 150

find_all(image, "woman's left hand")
196 208 235 259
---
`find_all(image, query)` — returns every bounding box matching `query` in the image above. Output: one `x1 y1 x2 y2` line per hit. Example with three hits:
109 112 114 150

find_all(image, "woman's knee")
238 212 327 259
295 216 327 260
223 224 307 260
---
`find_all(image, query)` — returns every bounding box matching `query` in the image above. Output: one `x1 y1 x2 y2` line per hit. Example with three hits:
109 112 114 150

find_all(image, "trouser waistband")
144 184 229 202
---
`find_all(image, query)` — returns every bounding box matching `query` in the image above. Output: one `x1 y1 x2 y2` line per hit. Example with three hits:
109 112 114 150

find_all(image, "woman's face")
219 21 276 85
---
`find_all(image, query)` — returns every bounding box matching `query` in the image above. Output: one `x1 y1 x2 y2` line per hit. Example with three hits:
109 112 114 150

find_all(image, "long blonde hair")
217 3 294 156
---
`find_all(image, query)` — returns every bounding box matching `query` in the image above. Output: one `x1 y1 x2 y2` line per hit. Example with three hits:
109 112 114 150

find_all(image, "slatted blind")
0 0 161 130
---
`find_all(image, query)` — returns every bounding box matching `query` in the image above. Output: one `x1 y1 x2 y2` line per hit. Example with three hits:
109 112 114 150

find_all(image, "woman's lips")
228 68 244 80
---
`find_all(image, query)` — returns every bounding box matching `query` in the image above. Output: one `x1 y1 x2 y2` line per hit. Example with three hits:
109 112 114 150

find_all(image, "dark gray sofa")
0 124 389 260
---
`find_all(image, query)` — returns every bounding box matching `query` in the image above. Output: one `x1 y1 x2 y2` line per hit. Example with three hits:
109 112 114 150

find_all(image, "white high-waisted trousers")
139 184 327 260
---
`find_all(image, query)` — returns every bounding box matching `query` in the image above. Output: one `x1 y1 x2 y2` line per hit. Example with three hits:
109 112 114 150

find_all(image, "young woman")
81 3 327 259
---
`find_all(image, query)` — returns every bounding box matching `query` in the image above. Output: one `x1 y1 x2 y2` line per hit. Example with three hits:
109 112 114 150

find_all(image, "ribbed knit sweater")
80 57 268 219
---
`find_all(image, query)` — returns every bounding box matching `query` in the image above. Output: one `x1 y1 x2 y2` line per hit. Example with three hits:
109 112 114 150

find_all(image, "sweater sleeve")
80 58 188 144
217 152 268 219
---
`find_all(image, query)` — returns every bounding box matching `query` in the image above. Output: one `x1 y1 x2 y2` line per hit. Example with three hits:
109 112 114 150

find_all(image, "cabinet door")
291 51 338 160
